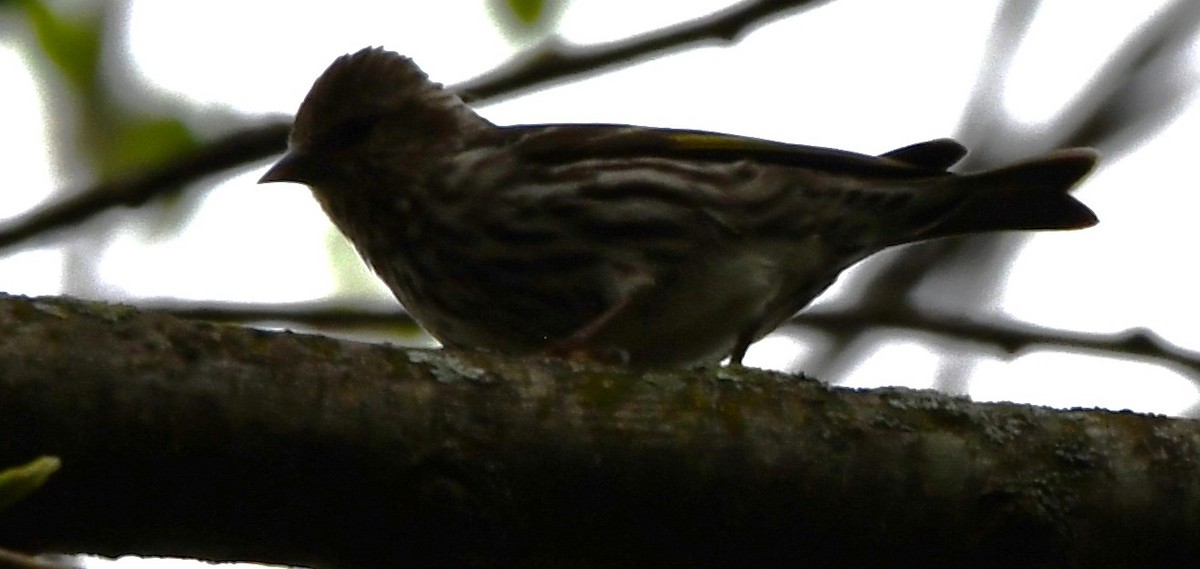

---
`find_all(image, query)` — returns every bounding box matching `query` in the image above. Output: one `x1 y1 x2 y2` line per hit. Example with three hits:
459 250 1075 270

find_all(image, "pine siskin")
260 47 1098 367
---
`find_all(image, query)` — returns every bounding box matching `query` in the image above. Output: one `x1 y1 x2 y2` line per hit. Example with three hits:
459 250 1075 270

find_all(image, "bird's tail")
925 148 1100 239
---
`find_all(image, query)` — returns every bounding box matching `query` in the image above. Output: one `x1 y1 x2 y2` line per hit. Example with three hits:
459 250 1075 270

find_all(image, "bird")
260 47 1098 367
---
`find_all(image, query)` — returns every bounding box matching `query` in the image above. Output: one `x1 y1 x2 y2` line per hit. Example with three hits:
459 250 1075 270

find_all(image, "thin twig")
138 297 1200 384
1056 0 1200 151
784 0 1047 376
455 0 833 102
791 306 1200 380
0 0 831 255
806 0 1200 379
953 0 1042 160
0 121 291 253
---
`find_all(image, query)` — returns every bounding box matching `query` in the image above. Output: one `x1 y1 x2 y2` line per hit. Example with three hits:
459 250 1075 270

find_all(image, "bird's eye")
324 115 377 149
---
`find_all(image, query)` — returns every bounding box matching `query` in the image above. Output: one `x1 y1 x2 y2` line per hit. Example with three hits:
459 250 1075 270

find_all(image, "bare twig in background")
957 0 1200 161
455 0 833 101
789 0 1200 390
790 307 1200 381
141 297 1200 390
0 0 830 255
953 0 1042 160
1057 0 1200 150
804 0 1050 388
0 122 291 252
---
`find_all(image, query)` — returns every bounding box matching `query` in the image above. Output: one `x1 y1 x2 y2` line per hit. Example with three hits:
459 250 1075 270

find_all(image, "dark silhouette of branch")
0 121 291 253
791 306 1200 381
956 0 1200 161
454 0 833 102
136 297 1200 393
5 293 1200 568
1056 0 1200 150
953 0 1041 159
795 0 1200 383
0 0 832 255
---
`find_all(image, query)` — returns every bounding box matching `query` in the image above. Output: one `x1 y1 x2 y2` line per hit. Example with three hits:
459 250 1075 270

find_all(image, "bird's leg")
548 266 655 364
550 295 636 362
728 330 756 366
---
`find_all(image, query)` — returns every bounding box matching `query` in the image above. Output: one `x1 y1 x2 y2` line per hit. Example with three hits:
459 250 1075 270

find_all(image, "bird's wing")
502 124 959 177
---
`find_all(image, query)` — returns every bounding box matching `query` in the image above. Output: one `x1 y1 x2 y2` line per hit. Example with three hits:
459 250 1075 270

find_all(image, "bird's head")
260 47 484 188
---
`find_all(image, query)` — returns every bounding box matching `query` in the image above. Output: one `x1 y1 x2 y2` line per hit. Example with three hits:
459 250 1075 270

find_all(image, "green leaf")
0 456 61 512
506 0 545 25
102 116 203 238
489 0 567 42
17 0 105 96
104 116 198 178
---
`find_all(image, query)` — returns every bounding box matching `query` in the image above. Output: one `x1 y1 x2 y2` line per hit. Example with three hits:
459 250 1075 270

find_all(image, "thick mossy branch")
0 293 1198 569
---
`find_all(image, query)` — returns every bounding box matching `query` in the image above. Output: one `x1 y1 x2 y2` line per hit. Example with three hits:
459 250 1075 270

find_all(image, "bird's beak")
259 151 309 185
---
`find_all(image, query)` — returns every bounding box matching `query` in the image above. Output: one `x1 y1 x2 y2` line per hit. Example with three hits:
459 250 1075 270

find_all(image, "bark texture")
0 293 1198 568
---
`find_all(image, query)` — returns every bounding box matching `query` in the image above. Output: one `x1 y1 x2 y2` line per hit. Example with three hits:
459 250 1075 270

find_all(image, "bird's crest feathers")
291 47 481 150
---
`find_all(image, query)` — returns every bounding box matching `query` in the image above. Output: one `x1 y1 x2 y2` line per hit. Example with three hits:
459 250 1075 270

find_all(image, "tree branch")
3 293 1200 568
131 297 1200 390
807 0 1200 380
0 0 832 255
792 305 1200 380
0 121 291 253
454 0 833 102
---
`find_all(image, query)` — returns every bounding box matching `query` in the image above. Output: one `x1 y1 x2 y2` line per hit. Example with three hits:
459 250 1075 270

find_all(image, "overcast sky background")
2 0 1199 431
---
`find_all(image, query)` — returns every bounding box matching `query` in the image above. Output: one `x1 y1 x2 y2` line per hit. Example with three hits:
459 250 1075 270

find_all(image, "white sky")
1 0 1198 416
